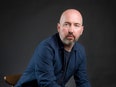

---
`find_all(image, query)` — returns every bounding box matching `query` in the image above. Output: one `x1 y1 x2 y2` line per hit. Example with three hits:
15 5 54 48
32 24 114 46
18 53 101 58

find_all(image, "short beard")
62 38 75 46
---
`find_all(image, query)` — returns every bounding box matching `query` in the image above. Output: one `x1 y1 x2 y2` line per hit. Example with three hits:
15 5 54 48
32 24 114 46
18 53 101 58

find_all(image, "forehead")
60 10 83 24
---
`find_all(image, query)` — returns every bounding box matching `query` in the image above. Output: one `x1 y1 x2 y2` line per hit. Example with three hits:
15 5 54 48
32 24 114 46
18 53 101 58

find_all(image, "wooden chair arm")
4 74 22 86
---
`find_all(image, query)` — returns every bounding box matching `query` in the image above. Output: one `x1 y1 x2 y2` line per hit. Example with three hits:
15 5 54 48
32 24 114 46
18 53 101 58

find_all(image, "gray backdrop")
0 0 116 87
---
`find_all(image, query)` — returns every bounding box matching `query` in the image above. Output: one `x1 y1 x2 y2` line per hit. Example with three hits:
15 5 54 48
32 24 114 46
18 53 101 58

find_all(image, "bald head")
59 9 83 25
57 9 84 49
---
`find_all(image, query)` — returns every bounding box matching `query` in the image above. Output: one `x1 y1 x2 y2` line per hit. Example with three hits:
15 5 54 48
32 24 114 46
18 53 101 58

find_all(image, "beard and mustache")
61 33 78 46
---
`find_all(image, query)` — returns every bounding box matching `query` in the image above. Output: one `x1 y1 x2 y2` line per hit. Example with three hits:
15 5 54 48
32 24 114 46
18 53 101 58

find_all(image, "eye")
63 23 70 27
64 23 69 26
74 24 81 27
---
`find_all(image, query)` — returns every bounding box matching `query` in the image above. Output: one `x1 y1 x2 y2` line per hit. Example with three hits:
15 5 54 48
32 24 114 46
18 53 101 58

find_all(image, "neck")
64 44 74 52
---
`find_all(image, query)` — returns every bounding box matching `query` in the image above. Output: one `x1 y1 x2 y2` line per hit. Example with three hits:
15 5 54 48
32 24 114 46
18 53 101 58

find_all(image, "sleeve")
34 43 61 87
74 46 91 87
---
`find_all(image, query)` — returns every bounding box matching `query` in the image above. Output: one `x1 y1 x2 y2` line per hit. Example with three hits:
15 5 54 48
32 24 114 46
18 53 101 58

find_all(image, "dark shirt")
64 50 70 65
15 33 91 87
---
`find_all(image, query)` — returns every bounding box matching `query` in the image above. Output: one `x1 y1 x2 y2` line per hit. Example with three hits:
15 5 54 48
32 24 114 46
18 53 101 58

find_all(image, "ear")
80 26 84 35
57 23 60 32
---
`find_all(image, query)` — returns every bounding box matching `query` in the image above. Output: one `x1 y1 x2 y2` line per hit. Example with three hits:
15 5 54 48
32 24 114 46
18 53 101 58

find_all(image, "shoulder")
75 42 86 60
35 33 59 52
75 42 85 52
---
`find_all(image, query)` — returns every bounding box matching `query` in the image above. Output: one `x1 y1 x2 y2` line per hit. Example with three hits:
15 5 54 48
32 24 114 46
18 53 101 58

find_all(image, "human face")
57 10 84 46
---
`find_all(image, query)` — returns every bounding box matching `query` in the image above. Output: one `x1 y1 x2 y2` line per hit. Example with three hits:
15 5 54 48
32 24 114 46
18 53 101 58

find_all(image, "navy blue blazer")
15 33 91 87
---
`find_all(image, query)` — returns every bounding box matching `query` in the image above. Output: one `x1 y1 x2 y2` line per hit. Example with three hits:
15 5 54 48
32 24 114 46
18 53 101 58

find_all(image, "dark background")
0 0 116 87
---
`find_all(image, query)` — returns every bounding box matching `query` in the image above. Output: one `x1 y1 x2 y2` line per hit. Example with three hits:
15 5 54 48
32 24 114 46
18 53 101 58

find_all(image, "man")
15 9 91 87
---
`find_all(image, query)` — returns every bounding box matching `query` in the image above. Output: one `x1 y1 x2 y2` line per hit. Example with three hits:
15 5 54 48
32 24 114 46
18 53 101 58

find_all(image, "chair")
4 74 22 87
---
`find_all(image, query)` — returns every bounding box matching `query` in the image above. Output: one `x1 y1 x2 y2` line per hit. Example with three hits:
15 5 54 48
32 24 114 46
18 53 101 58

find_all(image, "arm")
34 43 61 87
74 47 91 87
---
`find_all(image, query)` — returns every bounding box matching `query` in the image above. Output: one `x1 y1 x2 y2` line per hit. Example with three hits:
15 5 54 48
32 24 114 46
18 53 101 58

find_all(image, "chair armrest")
4 74 22 86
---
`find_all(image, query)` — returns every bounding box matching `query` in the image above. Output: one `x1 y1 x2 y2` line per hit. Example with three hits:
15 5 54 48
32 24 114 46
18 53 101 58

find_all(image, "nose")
68 25 74 33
